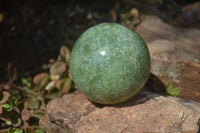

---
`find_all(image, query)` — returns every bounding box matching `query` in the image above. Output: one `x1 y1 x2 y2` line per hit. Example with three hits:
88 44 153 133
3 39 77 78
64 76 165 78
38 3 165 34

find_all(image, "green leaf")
32 109 45 119
165 82 181 97
21 109 32 121
6 120 12 125
13 118 22 127
56 78 72 95
45 92 59 100
22 78 31 88
2 99 18 111
45 81 56 93
8 127 15 133
14 129 23 133
60 46 71 63
39 99 46 110
8 128 23 133
2 103 13 111
50 61 66 80
28 95 40 110
33 73 50 90
0 91 10 104
35 129 44 133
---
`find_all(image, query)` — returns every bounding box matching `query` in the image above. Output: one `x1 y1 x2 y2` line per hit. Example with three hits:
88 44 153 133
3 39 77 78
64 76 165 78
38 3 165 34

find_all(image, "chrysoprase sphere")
70 23 150 105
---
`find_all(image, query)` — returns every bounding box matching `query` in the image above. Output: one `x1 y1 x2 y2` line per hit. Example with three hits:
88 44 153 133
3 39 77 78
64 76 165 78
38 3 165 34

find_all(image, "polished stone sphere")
70 23 150 105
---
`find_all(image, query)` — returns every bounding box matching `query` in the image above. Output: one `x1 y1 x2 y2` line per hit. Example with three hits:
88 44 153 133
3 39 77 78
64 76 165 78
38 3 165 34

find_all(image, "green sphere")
70 23 150 105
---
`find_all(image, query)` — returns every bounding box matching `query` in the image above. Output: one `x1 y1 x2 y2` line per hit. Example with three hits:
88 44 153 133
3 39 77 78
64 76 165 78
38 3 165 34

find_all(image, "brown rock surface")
39 15 200 133
40 90 200 133
40 91 98 133
136 15 200 102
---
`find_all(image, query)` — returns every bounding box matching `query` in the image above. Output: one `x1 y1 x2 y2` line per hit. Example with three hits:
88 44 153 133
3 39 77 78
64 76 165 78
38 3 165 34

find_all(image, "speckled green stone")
70 23 150 105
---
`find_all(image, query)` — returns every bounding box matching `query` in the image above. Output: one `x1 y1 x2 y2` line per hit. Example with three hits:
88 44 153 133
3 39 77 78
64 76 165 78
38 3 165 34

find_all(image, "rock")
40 91 98 133
40 90 200 133
39 15 200 132
136 15 200 102
177 2 200 28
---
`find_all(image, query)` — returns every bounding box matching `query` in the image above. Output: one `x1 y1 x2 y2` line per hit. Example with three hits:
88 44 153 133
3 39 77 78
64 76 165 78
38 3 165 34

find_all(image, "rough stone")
39 15 200 133
40 91 98 133
176 1 200 28
40 90 200 133
136 15 200 102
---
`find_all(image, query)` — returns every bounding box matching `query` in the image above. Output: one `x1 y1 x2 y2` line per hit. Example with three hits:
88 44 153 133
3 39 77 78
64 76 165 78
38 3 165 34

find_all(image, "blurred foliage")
165 82 181 97
0 46 74 132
